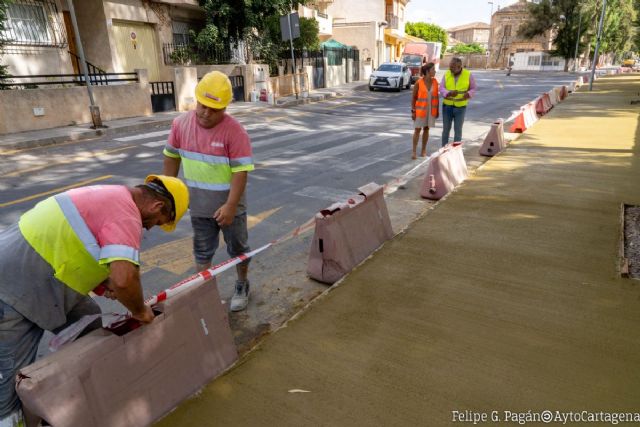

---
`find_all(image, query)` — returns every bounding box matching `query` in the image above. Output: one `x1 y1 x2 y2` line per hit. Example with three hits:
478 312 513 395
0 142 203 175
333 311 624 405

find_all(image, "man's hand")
447 90 459 98
213 203 237 226
411 111 416 120
463 91 470 100
132 305 155 324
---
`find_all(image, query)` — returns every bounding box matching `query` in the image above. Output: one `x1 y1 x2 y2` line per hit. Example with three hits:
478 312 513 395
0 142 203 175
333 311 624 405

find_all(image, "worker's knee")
191 216 221 265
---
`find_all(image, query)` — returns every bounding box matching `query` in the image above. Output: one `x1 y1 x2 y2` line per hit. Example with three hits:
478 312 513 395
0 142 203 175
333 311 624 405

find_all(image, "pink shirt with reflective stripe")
166 111 253 167
67 185 142 262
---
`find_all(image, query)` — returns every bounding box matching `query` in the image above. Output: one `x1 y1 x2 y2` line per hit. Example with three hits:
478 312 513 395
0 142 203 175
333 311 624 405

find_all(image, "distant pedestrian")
411 62 439 159
507 58 514 76
163 71 255 312
440 57 477 145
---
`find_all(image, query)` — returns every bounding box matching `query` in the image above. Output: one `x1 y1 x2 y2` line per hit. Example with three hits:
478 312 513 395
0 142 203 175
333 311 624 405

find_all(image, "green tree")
405 22 448 53
518 0 637 70
0 0 10 81
262 15 319 73
451 43 485 54
196 0 309 62
633 0 640 52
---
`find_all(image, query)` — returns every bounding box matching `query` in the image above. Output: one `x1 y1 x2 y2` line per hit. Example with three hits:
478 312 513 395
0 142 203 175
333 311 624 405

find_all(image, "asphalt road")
0 70 578 350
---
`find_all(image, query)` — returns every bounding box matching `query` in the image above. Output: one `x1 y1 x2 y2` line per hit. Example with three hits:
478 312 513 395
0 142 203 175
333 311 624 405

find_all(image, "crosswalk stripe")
294 186 358 203
252 129 315 149
114 130 170 142
142 140 167 148
257 132 402 168
256 131 352 161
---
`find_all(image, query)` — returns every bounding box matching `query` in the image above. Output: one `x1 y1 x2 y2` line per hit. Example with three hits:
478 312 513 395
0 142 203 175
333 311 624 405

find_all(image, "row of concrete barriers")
14 75 591 427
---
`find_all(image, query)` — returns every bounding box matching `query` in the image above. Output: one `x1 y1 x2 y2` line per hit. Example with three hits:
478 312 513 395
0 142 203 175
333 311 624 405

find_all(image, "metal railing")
68 51 107 83
0 72 138 89
0 0 67 47
162 43 246 65
385 14 399 30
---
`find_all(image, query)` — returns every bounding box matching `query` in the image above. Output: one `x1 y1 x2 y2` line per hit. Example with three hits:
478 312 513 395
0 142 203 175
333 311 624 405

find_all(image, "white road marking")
256 131 350 160
294 186 358 203
114 130 170 142
142 140 167 148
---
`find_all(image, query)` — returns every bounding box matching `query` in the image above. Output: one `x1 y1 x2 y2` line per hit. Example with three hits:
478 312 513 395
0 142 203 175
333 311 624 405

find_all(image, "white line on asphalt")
256 131 353 161
252 129 315 149
293 186 359 203
114 130 170 142
257 133 401 167
142 140 167 148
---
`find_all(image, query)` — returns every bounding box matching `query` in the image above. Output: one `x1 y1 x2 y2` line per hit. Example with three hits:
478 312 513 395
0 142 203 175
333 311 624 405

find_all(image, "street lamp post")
589 0 607 91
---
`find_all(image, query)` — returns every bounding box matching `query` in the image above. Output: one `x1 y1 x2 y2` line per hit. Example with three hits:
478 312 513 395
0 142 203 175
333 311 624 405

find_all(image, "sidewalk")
156 75 640 426
0 81 367 152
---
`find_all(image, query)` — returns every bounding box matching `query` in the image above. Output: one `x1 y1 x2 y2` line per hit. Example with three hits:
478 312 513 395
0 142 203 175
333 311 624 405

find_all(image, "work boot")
230 280 250 312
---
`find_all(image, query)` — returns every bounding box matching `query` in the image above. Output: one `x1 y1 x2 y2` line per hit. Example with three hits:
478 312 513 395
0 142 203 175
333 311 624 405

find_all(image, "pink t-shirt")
67 185 142 264
165 111 254 217
166 110 252 164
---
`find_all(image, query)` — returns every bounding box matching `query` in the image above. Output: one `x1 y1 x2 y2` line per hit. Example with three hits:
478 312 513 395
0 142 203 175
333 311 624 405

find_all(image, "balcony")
300 5 332 36
385 14 399 30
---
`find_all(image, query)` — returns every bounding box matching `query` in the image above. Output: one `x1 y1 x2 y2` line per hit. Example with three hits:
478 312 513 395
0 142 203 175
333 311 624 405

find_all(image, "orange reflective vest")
415 78 439 118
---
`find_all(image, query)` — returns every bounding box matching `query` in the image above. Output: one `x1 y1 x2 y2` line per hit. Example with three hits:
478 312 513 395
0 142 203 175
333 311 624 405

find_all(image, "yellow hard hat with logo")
144 174 189 232
195 71 233 109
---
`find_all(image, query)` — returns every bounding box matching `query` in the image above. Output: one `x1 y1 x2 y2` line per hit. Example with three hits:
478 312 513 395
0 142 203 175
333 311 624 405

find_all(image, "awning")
384 29 412 43
321 38 349 49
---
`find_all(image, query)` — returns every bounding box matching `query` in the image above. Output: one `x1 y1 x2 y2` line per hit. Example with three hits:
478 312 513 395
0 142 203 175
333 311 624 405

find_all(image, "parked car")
369 62 412 91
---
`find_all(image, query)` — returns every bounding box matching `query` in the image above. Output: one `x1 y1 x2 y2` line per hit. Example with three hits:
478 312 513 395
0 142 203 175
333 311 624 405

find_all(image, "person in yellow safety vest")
439 57 478 146
0 175 188 427
163 71 255 312
411 62 440 159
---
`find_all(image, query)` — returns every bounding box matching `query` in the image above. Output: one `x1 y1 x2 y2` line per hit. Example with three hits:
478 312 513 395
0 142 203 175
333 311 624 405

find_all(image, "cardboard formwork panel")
479 119 506 157
17 280 237 427
420 142 468 200
307 183 394 284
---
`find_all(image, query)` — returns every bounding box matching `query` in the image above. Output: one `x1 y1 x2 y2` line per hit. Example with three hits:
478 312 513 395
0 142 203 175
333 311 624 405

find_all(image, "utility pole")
67 0 103 128
589 0 607 91
573 9 582 72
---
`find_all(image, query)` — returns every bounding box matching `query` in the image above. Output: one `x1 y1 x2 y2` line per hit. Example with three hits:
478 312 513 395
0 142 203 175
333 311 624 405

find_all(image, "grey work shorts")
191 214 251 265
0 298 100 417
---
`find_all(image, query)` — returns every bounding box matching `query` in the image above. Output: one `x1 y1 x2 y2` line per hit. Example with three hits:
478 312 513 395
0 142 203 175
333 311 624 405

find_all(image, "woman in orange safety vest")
411 62 439 159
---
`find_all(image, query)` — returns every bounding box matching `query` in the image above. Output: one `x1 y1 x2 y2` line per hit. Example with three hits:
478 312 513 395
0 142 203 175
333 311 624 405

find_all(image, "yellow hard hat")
195 71 233 109
144 175 189 232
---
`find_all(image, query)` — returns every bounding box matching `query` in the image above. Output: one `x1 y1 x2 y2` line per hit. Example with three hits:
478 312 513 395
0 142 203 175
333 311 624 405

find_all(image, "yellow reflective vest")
19 194 110 295
443 69 471 107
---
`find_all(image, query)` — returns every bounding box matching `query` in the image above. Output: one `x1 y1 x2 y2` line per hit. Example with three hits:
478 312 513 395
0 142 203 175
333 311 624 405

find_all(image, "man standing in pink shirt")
163 71 255 313
440 57 477 145
0 175 189 426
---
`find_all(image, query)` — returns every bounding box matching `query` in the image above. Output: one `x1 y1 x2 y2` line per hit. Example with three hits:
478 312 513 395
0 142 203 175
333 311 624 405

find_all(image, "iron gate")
229 75 245 101
150 81 175 112
349 49 360 81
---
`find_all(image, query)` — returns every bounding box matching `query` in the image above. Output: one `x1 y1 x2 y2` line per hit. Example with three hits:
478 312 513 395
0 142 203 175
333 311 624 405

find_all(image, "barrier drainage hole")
623 205 640 279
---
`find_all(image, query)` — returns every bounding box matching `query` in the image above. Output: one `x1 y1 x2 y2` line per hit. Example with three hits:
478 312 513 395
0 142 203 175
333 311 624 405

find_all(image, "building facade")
0 0 205 81
488 0 552 68
323 0 410 68
447 22 490 50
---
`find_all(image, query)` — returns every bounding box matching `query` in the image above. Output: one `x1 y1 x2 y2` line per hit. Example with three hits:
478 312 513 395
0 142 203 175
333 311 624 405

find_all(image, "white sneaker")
230 280 250 312
0 410 24 427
